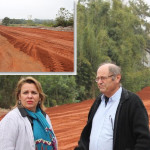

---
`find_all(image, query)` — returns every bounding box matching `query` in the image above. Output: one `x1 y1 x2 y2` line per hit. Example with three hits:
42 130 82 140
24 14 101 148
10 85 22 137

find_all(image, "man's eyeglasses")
95 75 114 82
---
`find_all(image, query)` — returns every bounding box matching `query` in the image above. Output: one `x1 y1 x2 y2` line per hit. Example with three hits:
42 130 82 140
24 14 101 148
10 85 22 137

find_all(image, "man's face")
96 65 121 97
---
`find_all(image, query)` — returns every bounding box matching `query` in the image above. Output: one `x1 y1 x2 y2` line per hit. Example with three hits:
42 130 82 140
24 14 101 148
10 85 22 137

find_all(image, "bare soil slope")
0 25 74 72
46 100 94 150
137 87 150 126
0 87 150 150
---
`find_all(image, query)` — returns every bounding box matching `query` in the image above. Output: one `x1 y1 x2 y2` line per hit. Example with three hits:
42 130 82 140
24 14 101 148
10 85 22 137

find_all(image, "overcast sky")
144 0 150 5
0 0 74 20
124 0 150 6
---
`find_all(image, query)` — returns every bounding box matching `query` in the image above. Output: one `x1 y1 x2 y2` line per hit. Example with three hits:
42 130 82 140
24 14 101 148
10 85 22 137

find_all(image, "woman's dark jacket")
75 88 150 150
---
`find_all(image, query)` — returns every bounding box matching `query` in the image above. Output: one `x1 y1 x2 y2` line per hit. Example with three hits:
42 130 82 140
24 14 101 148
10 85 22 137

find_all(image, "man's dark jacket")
75 88 150 150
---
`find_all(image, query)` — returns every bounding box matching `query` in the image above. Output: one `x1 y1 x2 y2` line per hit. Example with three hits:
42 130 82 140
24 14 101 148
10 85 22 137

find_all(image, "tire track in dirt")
0 34 46 72
35 46 64 72
0 25 74 72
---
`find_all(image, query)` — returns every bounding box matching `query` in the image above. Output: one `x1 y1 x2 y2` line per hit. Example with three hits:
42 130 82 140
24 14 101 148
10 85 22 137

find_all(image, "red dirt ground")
136 87 150 126
0 87 150 150
0 25 74 72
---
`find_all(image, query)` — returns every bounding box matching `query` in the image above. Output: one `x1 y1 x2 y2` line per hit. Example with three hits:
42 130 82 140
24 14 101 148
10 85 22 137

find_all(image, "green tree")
37 76 78 106
0 76 21 108
55 7 74 27
77 0 150 95
2 17 10 26
76 57 96 99
0 75 79 109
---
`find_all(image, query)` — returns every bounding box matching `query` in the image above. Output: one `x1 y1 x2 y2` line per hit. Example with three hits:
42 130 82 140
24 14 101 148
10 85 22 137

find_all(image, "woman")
0 76 57 150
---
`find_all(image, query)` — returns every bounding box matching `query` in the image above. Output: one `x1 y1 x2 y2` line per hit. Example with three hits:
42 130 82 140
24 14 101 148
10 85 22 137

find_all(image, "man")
75 62 150 150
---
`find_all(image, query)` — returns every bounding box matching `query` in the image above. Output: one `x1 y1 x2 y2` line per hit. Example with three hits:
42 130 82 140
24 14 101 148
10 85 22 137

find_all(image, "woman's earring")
38 101 41 105
18 100 21 105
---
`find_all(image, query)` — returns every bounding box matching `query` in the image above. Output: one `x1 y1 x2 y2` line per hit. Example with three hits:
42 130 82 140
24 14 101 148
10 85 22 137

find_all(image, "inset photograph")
0 0 74 73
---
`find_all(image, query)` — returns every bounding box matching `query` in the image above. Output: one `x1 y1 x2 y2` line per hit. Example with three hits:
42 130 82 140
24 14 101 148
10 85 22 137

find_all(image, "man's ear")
116 74 121 83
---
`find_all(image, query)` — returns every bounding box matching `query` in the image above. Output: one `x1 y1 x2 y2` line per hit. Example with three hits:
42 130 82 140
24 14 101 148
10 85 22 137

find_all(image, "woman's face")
19 83 40 112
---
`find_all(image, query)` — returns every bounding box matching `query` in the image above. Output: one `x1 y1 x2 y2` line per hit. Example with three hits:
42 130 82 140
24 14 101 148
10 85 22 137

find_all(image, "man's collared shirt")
89 87 122 150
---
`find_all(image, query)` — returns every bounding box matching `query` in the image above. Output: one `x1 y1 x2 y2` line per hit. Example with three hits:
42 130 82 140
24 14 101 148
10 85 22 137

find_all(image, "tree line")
1 7 73 27
0 76 79 109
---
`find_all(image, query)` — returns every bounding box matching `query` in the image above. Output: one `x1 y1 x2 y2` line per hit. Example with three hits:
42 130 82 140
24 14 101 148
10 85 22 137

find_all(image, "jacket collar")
120 87 129 104
88 94 102 122
18 107 46 118
89 87 129 122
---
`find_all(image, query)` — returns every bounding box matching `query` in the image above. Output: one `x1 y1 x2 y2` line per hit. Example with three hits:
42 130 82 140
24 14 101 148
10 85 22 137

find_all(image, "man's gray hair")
98 62 121 81
98 62 121 74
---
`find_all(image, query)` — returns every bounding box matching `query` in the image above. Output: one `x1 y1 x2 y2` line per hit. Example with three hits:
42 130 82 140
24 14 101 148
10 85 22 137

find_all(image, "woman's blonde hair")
15 76 46 110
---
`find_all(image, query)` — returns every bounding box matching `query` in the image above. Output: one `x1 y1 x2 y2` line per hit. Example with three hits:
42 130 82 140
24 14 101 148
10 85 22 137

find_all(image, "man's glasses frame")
95 75 114 82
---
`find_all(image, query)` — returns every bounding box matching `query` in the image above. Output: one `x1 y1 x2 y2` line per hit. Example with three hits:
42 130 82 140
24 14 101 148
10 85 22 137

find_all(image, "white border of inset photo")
0 0 77 75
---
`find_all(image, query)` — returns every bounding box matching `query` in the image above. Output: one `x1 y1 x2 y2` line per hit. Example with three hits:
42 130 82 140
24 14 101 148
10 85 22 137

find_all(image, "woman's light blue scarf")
25 108 57 150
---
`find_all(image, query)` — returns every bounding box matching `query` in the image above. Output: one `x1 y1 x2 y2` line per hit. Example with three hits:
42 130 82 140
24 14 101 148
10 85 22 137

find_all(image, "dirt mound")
20 26 74 32
0 87 150 150
46 100 94 150
137 86 150 100
0 108 10 120
0 25 74 72
137 87 150 126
